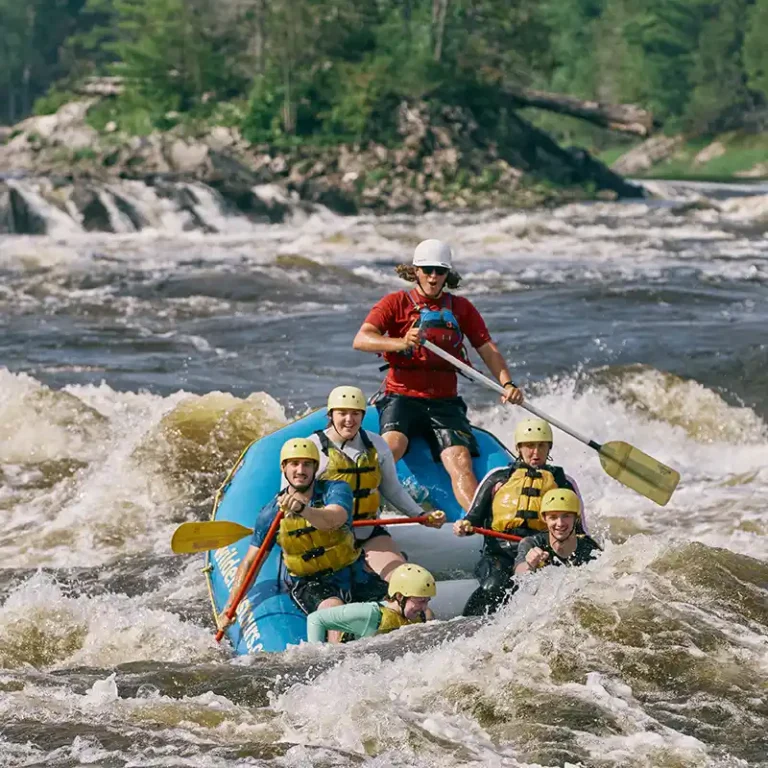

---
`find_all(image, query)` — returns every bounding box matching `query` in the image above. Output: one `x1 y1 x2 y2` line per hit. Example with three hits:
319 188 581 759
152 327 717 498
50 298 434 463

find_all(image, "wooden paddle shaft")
420 340 596 450
470 525 522 542
353 516 429 526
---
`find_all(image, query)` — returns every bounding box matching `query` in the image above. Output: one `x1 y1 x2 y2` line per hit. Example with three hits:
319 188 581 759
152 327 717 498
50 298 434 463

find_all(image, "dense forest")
1 0 767 145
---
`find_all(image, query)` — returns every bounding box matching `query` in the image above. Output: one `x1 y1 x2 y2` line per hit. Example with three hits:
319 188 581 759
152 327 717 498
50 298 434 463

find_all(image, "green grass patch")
597 146 636 167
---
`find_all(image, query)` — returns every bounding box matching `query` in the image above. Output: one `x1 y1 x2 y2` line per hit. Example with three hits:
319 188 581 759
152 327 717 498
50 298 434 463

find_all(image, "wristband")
503 381 517 389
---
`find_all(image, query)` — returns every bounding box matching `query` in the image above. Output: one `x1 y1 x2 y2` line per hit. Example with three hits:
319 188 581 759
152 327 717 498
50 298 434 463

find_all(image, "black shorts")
290 571 353 615
376 393 479 460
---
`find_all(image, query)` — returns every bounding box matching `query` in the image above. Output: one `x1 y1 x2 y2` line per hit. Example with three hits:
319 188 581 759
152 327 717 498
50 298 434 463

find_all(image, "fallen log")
73 77 125 97
503 85 656 137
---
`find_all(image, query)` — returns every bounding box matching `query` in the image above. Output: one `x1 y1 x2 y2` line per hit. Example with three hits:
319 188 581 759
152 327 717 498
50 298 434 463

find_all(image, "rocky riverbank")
611 130 768 179
1 99 642 234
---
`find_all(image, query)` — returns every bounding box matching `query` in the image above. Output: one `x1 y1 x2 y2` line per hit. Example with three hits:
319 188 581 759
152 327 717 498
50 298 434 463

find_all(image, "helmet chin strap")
551 525 576 543
416 276 444 300
329 416 358 447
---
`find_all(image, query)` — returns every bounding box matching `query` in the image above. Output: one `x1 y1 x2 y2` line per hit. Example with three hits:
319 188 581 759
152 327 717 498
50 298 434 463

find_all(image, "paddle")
470 526 522 542
421 339 680 506
214 510 284 643
171 520 253 554
171 516 434 555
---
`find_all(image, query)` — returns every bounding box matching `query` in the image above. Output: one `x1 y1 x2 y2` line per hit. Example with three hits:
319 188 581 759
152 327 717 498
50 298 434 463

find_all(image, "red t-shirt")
364 290 492 398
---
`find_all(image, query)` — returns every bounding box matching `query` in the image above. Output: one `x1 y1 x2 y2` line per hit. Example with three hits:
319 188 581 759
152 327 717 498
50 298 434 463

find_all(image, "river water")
1 182 767 767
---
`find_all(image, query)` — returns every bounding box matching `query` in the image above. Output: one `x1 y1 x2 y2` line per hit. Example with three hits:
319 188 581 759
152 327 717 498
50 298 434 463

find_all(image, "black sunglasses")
419 266 449 276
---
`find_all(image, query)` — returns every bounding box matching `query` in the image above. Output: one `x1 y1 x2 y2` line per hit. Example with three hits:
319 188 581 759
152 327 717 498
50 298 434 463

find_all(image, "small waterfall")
96 189 138 233
0 176 321 235
6 180 82 236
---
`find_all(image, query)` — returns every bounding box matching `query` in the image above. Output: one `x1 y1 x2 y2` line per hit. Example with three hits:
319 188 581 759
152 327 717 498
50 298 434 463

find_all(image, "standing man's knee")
440 444 478 510
383 430 409 462
440 444 475 477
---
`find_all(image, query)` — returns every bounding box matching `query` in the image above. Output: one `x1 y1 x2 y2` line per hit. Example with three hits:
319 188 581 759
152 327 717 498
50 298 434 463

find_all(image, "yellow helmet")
540 488 581 520
387 563 436 598
280 438 320 466
327 386 367 413
514 418 553 446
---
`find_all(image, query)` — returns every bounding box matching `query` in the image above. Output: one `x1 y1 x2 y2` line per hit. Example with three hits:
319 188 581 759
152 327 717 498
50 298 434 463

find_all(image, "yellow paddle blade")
171 520 253 554
598 440 680 506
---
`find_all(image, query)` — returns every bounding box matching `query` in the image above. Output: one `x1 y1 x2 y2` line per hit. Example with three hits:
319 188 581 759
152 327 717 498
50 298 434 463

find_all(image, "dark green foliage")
744 0 768 99
2 0 766 145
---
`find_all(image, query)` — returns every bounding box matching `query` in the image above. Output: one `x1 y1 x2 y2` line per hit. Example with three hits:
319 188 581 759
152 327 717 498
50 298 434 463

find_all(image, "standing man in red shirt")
352 239 524 510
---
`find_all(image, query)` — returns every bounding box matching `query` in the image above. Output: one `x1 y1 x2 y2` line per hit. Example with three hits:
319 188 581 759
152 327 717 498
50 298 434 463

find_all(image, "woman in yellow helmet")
306 385 445 595
514 489 601 573
453 417 585 616
218 437 364 642
306 563 436 643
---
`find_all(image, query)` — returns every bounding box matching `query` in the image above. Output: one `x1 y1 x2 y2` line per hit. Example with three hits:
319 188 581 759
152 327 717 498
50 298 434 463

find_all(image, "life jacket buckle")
302 546 326 561
288 525 316 537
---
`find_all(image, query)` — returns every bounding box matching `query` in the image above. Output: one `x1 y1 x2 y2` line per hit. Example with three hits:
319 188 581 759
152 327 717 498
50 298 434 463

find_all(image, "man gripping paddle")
217 438 368 642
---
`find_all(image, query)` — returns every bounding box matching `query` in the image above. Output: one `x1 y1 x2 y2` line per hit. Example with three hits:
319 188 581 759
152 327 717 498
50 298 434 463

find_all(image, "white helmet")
413 239 453 270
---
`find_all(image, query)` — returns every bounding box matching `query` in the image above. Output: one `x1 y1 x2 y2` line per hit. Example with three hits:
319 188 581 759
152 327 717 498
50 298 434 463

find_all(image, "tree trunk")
401 0 413 51
432 0 448 62
503 85 656 137
21 65 31 117
254 0 267 73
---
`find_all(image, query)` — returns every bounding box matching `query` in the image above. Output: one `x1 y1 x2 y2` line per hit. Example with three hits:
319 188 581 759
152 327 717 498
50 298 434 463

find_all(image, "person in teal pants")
306 563 436 643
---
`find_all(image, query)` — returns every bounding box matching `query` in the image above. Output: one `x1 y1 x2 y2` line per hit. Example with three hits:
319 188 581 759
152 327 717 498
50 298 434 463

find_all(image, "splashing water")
1 185 767 767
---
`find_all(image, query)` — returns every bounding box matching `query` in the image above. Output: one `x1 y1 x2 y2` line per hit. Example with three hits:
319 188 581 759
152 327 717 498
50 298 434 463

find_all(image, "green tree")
686 0 752 132
744 0 768 98
0 0 89 123
108 0 248 114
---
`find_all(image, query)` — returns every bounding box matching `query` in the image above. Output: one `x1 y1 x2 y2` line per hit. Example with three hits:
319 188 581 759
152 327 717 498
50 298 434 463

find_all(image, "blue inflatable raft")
205 407 513 654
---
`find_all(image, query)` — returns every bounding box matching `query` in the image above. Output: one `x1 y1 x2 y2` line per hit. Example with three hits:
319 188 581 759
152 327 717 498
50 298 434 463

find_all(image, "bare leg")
317 596 345 643
440 445 478 511
382 430 409 461
362 535 406 582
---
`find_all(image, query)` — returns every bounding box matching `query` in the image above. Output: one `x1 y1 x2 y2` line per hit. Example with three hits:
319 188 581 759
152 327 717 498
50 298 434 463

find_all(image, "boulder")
71 183 113 232
168 139 210 173
612 135 683 174
694 141 726 166
8 185 48 234
0 183 11 233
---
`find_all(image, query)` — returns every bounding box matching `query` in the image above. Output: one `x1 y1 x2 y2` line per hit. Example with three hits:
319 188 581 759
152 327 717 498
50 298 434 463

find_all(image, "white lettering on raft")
213 544 263 653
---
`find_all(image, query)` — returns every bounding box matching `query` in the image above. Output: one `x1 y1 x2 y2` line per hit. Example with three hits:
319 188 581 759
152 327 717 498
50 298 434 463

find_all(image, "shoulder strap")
406 288 421 309
359 429 375 452
550 465 570 487
314 430 331 454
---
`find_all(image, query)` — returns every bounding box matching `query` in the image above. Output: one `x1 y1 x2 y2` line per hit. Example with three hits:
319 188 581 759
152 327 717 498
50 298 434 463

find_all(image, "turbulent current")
1 181 768 767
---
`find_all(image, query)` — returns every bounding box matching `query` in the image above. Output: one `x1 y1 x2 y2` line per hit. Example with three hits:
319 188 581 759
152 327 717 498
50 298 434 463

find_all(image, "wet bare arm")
300 504 348 530
476 340 514 386
353 322 414 354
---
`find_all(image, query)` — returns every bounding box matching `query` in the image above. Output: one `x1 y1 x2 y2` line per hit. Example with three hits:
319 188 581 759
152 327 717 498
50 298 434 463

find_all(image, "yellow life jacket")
276 485 360 578
315 430 382 521
491 464 567 535
377 605 424 634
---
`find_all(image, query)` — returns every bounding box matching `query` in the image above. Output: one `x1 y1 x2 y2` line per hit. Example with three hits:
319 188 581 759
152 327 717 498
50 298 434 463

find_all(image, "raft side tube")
205 407 514 654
